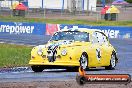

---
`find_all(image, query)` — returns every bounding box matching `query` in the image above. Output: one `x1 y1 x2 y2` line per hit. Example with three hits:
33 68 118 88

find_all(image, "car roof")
58 28 100 34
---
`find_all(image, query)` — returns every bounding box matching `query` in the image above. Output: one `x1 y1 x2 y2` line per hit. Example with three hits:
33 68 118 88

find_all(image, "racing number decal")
96 48 101 61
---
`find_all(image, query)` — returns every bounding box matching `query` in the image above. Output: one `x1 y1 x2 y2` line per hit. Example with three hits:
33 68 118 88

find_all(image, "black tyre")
105 53 116 70
80 53 88 70
66 67 78 72
76 75 86 85
31 65 44 72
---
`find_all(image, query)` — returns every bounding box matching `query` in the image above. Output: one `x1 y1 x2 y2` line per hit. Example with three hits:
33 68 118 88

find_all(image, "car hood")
45 40 83 48
35 40 89 51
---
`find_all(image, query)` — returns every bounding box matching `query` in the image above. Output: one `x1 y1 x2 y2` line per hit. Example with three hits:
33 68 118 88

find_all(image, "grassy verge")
0 43 32 67
0 16 132 26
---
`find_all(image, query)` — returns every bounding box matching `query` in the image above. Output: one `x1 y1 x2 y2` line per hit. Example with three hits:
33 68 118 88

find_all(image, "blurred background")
0 0 131 21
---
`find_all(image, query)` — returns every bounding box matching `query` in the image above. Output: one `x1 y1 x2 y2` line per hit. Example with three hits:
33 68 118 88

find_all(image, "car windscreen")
50 31 89 42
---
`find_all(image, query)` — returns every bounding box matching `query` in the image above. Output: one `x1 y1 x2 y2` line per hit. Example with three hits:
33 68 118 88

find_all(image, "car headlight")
61 49 67 56
37 48 43 56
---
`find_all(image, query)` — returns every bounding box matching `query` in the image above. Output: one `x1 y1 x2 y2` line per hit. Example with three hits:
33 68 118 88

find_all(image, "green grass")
0 15 132 26
0 43 32 67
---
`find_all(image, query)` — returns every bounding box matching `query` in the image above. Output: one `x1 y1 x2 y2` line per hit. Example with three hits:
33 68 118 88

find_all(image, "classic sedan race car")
29 29 118 72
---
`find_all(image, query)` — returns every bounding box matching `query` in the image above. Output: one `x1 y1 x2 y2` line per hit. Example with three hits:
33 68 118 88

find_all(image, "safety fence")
0 0 132 21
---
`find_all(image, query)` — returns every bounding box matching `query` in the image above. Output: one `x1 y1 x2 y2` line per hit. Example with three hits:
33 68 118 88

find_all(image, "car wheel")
31 65 44 72
80 54 88 70
105 53 116 70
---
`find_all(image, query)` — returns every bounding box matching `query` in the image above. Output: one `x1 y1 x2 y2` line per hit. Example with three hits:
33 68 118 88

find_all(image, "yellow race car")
29 29 118 72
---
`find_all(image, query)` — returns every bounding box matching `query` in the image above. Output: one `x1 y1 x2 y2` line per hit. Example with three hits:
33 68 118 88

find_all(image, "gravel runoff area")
0 81 132 88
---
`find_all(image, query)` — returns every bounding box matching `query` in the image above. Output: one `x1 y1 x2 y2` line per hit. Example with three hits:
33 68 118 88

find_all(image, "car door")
96 32 112 66
88 32 101 67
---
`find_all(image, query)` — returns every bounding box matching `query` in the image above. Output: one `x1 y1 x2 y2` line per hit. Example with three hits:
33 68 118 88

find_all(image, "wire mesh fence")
0 0 132 21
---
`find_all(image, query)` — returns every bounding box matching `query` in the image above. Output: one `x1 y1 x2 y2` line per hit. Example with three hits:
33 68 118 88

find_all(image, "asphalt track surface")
0 34 132 83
